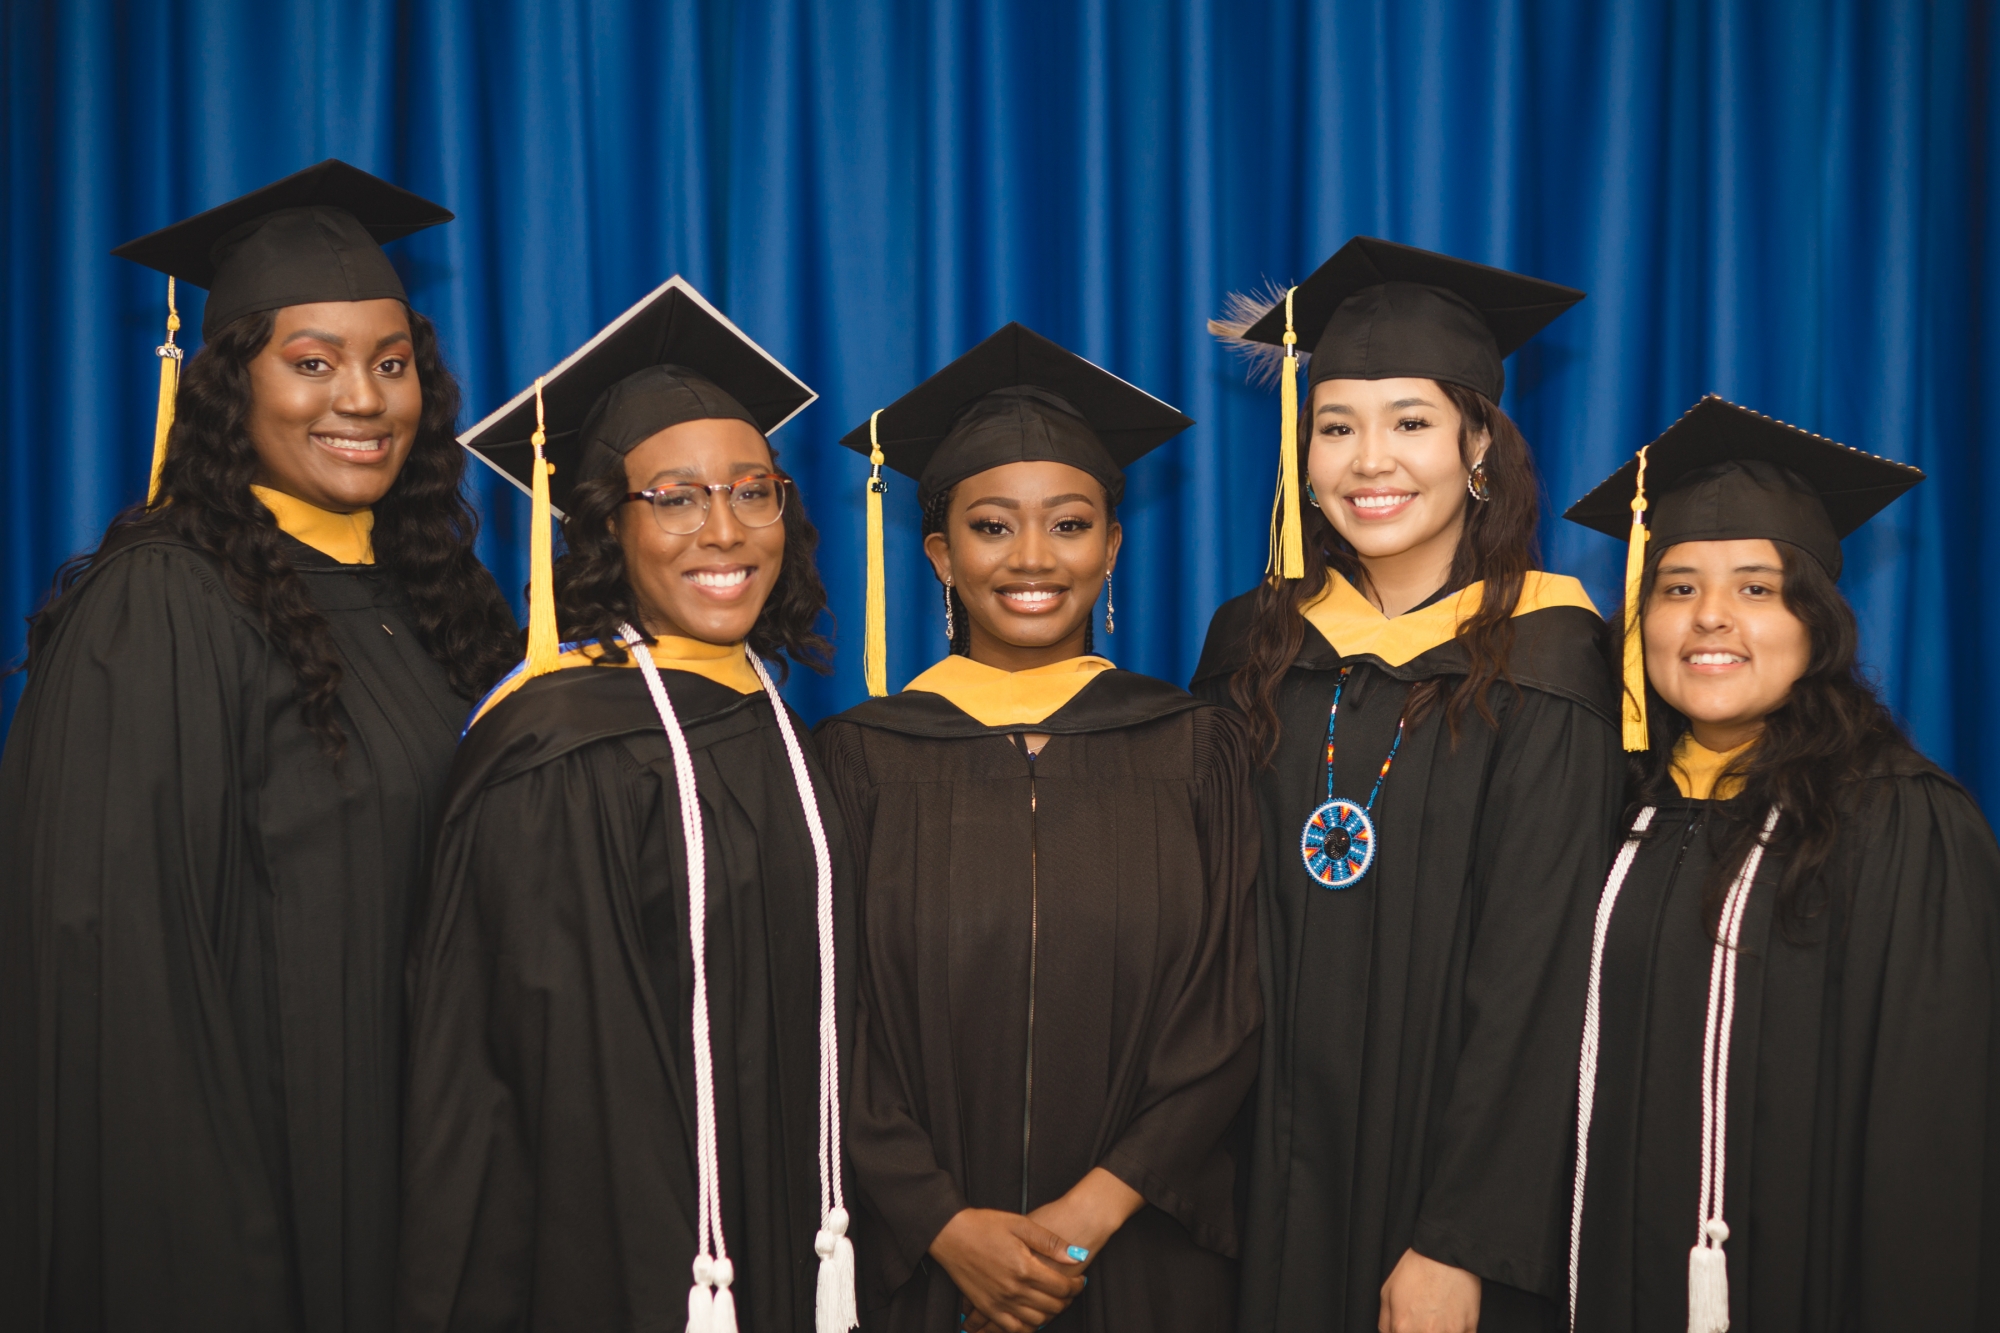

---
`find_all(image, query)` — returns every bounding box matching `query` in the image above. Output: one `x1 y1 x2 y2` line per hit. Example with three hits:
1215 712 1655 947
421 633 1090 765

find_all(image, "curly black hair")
26 305 520 754
551 444 832 680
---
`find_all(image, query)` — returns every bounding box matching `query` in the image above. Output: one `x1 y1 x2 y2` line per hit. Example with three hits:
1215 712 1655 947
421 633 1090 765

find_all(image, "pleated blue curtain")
4 0 1995 812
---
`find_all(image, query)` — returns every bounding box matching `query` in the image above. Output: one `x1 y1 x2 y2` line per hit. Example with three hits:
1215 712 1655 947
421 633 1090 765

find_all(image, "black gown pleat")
1191 590 1624 1333
815 671 1263 1333
1575 764 2000 1330
396 665 854 1333
0 533 486 1333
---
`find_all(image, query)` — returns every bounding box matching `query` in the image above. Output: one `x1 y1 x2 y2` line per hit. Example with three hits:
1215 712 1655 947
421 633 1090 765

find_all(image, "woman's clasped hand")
933 1208 1085 1332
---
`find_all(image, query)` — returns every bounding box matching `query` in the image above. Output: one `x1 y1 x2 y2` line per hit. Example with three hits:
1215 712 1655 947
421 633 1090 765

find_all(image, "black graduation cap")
1217 238 1582 583
837 322 1193 508
1564 395 1924 580
1232 236 1583 402
1565 394 1923 752
838 321 1191 696
111 159 452 339
461 276 814 684
459 275 816 516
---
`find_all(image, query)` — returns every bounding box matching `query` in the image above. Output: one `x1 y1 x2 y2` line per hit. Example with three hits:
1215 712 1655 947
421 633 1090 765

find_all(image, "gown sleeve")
0 544 290 1324
1097 706 1263 1248
1408 684 1623 1298
811 719 972 1291
1832 770 2000 1327
396 740 696 1333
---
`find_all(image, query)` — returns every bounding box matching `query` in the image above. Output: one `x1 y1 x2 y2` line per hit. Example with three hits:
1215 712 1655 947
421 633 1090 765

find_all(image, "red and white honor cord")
1569 804 1779 1333
1686 806 1779 1333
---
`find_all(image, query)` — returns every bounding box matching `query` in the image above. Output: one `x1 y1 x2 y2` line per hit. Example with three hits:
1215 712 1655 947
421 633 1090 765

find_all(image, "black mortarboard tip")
838 322 1192 506
111 160 452 338
1224 237 1583 402
459 276 815 516
1563 395 1925 579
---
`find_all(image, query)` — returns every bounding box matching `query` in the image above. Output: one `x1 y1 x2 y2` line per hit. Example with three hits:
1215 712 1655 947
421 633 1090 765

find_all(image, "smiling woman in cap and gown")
396 277 857 1333
0 162 518 1332
1558 398 2000 1331
1196 238 1623 1332
815 324 1262 1333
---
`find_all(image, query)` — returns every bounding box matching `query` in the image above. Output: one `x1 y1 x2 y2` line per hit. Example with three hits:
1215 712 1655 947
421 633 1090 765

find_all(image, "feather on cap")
1209 237 1582 401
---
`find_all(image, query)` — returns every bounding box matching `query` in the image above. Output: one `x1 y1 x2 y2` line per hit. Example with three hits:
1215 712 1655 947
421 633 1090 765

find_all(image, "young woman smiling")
816 325 1262 1333
0 164 517 1332
398 280 854 1333
1196 239 1623 1333
1559 398 2000 1332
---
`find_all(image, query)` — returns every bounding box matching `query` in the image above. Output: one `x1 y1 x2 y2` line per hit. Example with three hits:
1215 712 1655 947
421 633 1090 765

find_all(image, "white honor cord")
1565 802 1779 1333
626 628 735 1333
743 652 857 1333
1569 806 1656 1332
625 627 854 1333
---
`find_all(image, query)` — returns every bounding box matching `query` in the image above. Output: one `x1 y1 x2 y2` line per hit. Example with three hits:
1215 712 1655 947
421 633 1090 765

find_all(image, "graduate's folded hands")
932 1207 1086 1333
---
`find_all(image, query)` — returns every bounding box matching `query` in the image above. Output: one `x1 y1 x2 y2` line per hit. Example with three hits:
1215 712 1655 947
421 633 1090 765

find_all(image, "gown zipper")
1020 737 1040 1214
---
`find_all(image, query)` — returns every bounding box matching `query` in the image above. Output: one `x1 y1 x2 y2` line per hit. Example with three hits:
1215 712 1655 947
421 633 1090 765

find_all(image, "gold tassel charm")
147 276 183 504
1621 445 1651 750
864 409 888 697
524 376 562 679
1268 286 1305 580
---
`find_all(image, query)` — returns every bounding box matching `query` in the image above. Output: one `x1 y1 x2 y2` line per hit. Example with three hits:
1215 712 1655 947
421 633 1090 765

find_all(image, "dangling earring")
1466 461 1492 503
1304 479 1321 509
942 577 955 643
1103 571 1115 635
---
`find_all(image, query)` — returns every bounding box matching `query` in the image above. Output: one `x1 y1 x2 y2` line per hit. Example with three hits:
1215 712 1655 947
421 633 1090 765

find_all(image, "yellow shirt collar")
1300 569 1599 667
252 485 375 565
904 653 1115 728
466 635 761 731
1671 733 1754 801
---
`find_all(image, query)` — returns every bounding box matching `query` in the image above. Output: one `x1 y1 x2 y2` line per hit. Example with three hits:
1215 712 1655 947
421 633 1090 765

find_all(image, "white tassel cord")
1569 807 1656 1332
1570 805 1779 1333
627 629 732 1333
631 626 853 1333
1686 806 1779 1333
743 653 857 1333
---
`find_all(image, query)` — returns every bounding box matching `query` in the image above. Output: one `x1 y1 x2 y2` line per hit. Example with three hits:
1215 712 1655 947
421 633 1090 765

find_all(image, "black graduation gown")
0 531 485 1333
1575 754 2000 1330
1190 590 1623 1332
813 670 1263 1333
396 663 854 1333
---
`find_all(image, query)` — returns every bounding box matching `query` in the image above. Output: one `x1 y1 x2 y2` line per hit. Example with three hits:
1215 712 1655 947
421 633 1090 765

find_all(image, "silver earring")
943 577 955 643
1305 479 1321 509
1103 571 1115 634
1466 462 1491 503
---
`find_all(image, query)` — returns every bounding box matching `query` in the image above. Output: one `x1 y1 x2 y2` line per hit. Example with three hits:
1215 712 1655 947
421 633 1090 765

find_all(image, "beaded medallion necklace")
1299 666 1407 889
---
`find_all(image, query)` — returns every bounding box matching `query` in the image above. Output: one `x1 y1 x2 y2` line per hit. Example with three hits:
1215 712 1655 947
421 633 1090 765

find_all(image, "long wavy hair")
1226 380 1540 760
551 445 832 679
26 305 520 754
1620 539 1912 939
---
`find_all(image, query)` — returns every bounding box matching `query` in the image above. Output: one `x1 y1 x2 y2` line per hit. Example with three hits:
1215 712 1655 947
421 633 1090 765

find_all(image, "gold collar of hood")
904 653 1115 728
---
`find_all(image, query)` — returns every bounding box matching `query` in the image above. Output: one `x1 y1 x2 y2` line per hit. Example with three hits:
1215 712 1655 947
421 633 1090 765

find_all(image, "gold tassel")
864 409 889 697
146 276 183 504
1268 286 1305 579
1621 445 1651 750
524 376 562 678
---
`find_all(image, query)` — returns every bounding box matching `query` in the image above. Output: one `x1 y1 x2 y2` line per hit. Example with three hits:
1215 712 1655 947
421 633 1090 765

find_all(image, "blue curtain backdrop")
4 0 1996 812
